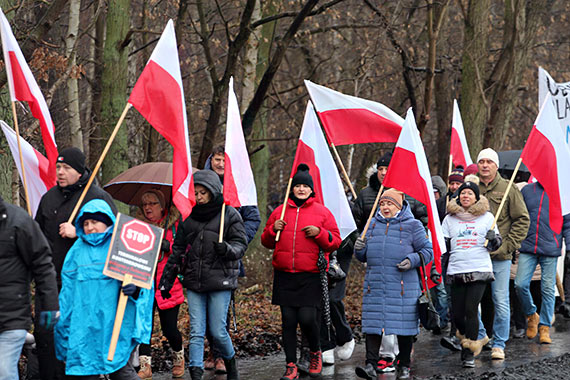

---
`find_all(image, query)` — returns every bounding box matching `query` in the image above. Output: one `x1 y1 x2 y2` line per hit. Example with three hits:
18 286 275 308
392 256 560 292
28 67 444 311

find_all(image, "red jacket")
262 197 341 273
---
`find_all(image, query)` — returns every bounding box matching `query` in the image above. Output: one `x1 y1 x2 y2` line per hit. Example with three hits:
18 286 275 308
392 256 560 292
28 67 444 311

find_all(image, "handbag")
416 253 440 331
327 251 346 283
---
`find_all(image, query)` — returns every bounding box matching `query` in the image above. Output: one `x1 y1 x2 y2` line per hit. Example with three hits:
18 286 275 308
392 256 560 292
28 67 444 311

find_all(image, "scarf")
190 193 224 222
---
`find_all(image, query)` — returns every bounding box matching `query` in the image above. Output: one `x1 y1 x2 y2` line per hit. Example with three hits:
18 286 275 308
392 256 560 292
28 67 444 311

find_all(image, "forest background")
0 0 568 285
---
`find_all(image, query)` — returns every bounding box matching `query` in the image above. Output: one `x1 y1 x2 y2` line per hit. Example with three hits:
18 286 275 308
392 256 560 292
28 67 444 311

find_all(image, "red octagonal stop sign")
120 220 156 255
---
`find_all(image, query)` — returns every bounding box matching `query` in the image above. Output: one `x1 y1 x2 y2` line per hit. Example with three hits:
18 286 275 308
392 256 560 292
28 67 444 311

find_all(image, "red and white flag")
223 77 257 207
450 99 473 168
520 94 570 234
0 9 57 183
304 80 404 146
128 20 195 219
383 108 445 285
291 102 356 239
1 120 54 216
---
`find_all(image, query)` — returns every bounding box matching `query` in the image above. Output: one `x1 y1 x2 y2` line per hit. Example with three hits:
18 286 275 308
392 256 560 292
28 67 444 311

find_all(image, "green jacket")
478 174 530 261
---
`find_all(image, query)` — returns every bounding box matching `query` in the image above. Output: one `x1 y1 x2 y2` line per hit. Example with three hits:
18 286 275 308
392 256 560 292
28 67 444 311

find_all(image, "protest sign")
539 67 570 145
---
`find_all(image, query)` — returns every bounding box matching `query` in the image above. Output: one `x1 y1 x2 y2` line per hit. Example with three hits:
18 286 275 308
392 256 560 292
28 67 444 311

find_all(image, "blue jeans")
514 253 557 327
187 289 234 368
0 329 27 380
489 260 511 349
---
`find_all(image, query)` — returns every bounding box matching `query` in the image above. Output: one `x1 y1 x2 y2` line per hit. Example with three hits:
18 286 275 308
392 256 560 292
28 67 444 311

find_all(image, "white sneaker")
335 338 355 360
322 348 335 365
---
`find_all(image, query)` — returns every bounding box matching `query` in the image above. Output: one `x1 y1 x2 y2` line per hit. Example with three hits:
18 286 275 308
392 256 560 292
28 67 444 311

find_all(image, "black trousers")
320 299 353 351
281 306 321 364
34 297 66 380
451 281 487 340
365 334 414 368
139 303 183 356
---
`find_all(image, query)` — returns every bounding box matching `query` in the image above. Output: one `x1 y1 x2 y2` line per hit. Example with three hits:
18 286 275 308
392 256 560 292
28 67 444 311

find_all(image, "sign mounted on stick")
104 213 163 289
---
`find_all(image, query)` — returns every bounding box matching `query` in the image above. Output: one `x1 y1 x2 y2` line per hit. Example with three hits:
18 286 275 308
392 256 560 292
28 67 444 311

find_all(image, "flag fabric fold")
382 108 445 287
223 77 257 208
450 99 473 168
304 80 404 146
291 102 357 240
1 120 54 216
520 94 570 234
128 20 195 219
0 9 57 183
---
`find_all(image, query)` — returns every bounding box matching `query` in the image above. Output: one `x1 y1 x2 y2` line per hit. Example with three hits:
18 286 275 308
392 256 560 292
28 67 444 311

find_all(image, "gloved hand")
121 283 137 296
38 311 60 330
485 230 496 241
213 242 227 256
354 237 367 251
430 264 441 283
160 285 172 299
396 258 412 272
160 239 171 252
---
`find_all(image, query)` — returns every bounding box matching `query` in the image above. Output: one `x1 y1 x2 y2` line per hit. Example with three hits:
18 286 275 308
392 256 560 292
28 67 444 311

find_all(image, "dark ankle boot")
224 356 239 380
189 366 204 380
355 362 376 380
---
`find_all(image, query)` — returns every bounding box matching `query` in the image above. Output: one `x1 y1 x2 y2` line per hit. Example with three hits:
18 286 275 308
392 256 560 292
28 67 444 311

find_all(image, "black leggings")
365 334 414 367
280 306 321 363
139 303 182 356
451 281 487 340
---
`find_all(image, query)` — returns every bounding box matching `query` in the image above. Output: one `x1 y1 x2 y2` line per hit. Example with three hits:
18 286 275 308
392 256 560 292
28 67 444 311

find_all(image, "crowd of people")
2 143 570 380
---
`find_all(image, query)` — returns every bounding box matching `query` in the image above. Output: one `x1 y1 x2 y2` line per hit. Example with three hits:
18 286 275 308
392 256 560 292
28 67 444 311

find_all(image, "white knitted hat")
476 148 499 167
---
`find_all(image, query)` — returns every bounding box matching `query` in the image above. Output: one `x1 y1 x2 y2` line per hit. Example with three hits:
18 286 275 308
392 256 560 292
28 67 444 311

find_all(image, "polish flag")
0 9 57 184
1 121 54 216
128 20 195 219
383 108 445 286
304 80 404 146
223 77 257 207
520 94 570 234
450 99 473 168
291 102 357 239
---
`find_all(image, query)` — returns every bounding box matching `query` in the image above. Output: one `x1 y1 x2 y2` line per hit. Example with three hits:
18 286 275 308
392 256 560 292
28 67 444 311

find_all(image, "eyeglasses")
142 201 160 207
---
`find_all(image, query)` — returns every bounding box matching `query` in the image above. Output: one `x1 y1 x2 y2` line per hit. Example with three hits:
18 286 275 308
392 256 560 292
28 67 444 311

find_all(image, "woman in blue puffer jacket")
353 189 433 380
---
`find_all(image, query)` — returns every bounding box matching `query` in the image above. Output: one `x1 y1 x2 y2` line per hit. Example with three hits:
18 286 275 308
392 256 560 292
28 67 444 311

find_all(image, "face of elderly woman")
141 192 164 222
195 184 212 205
460 188 477 209
292 184 312 200
379 200 399 218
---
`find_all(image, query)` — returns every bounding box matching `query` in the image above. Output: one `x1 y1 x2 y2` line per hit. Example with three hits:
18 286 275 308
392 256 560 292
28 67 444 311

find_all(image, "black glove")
485 230 496 241
160 239 171 252
121 283 137 296
396 258 412 272
160 285 172 299
38 311 60 330
213 242 227 256
430 264 441 283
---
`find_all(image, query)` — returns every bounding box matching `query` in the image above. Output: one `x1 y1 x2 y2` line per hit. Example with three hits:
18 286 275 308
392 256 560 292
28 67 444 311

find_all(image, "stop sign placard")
120 220 156 255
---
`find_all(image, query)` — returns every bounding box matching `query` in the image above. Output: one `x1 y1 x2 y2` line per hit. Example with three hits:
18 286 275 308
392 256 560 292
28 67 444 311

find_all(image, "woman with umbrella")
261 164 341 380
135 189 185 379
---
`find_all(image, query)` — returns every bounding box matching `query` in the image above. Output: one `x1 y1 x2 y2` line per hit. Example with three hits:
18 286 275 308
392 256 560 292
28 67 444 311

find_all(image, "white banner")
538 67 570 145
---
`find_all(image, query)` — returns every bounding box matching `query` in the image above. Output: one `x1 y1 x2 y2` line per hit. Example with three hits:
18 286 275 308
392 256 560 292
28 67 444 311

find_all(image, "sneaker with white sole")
322 349 335 365
335 338 355 360
377 357 396 373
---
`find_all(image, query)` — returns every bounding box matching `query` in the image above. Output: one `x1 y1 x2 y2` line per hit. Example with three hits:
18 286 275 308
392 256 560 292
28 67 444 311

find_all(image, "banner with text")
538 67 570 146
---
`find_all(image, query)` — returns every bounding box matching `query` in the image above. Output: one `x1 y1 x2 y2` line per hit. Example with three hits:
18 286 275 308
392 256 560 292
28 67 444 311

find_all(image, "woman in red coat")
262 164 341 380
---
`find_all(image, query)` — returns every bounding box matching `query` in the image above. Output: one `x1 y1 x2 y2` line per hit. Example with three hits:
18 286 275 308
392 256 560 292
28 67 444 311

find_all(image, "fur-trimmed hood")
447 195 490 218
135 205 180 229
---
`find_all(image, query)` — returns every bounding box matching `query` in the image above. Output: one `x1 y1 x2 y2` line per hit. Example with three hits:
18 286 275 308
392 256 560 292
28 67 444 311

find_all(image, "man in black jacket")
34 147 117 379
0 195 59 380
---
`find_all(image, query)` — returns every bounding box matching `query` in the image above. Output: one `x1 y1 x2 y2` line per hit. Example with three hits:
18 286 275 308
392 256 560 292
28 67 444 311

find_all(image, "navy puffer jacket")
355 201 433 336
520 182 570 257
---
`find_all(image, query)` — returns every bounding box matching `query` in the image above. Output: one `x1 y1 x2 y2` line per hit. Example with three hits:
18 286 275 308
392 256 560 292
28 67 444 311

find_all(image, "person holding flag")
261 164 341 380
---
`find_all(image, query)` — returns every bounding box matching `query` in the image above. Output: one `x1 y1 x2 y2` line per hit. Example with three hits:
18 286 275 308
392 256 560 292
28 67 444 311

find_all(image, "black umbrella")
316 250 331 339
497 150 531 182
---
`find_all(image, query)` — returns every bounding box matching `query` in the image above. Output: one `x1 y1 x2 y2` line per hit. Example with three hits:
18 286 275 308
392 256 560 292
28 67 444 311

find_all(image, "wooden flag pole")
275 177 293 242
11 102 32 215
218 203 226 243
107 273 133 361
446 154 453 207
485 158 522 247
67 103 132 224
307 99 357 199
360 184 384 239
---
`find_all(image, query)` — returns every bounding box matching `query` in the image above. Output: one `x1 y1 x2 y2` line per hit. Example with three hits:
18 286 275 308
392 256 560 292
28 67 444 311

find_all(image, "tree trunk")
65 0 82 149
100 0 131 185
88 6 106 169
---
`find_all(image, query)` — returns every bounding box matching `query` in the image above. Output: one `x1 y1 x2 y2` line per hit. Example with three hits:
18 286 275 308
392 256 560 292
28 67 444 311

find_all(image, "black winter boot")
189 366 204 380
224 356 239 380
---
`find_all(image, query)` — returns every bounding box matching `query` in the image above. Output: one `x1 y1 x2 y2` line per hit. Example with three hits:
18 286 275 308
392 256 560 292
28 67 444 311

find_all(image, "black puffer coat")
160 171 247 293
35 168 117 283
0 196 58 333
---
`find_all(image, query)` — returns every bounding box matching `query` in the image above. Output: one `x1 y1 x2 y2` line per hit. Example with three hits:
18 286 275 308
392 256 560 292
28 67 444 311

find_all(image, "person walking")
135 190 185 379
441 181 501 367
261 164 341 380
353 189 433 380
54 199 153 378
0 195 59 380
514 181 570 344
159 170 247 380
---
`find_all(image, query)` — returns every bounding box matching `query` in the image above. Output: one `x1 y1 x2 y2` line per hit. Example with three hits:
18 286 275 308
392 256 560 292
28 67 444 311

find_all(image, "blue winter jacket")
520 182 570 257
55 200 154 375
355 202 433 336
